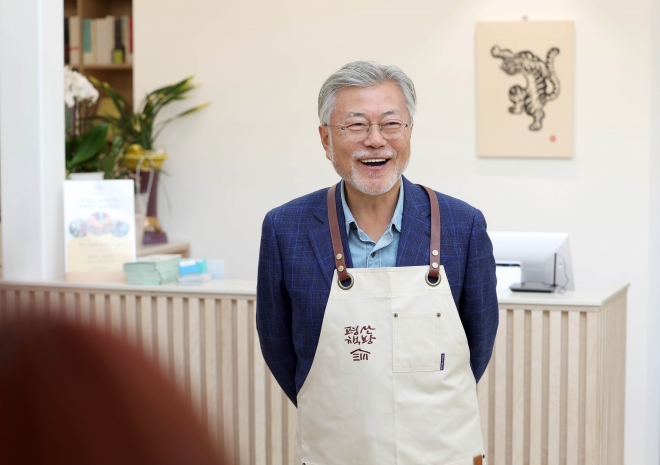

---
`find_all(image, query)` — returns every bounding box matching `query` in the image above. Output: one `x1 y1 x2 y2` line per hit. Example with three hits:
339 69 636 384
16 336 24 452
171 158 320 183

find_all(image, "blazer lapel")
309 183 353 288
396 177 432 267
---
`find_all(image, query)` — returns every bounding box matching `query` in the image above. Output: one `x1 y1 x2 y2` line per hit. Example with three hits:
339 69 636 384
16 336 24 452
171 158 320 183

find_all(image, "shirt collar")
340 179 404 237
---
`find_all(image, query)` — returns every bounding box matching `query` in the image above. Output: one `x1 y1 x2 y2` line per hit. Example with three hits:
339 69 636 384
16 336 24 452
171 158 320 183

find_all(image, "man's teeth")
360 159 387 164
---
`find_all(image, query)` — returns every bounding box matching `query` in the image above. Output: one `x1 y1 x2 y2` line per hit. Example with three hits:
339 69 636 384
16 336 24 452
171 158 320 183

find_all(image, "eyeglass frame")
324 118 413 142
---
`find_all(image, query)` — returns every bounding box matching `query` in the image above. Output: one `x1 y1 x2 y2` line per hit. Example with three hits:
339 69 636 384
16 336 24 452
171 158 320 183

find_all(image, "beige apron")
295 184 485 465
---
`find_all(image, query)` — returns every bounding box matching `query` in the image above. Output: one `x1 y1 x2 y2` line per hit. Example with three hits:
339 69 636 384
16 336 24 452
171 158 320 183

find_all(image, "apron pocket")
392 312 441 372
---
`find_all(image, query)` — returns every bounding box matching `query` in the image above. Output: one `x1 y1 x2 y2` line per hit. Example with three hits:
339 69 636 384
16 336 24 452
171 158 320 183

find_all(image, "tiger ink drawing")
491 46 560 131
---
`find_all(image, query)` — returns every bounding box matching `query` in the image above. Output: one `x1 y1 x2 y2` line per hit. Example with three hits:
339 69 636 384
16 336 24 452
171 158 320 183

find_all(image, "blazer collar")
396 177 432 267
309 176 432 286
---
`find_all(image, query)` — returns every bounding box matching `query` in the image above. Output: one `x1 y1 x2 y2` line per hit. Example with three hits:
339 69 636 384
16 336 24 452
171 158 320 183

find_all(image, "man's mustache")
351 148 397 160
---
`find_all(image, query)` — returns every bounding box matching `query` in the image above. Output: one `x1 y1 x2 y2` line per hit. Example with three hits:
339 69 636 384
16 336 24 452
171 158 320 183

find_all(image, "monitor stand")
509 253 558 293
509 282 554 293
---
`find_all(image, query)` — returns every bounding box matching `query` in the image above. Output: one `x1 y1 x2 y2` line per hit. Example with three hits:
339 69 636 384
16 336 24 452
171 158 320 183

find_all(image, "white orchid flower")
63 65 99 106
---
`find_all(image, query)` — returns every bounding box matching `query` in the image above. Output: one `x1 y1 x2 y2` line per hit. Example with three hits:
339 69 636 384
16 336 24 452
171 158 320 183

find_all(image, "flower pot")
127 145 169 245
123 144 169 169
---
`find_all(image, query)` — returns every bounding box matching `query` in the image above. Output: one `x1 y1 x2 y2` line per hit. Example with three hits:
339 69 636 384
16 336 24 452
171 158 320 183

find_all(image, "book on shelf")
127 16 133 64
101 16 113 65
64 18 69 64
91 18 98 64
113 18 125 64
68 16 81 65
64 16 81 66
82 18 93 64
96 17 105 64
77 15 132 66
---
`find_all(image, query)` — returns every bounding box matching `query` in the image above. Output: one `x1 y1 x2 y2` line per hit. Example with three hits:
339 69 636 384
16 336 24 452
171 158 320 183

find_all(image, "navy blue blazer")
256 177 498 406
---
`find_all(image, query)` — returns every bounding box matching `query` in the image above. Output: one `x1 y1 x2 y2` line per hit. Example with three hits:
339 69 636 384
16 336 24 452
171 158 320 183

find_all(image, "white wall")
0 0 65 280
650 0 660 459
134 0 657 462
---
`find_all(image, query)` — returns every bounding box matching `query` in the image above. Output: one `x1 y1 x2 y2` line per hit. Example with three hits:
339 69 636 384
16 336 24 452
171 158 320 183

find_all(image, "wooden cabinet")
64 0 133 106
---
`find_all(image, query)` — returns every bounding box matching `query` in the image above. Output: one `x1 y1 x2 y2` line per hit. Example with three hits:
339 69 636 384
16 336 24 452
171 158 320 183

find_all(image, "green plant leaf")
65 134 81 163
89 76 131 120
67 123 109 170
101 135 125 179
153 102 211 141
86 76 208 150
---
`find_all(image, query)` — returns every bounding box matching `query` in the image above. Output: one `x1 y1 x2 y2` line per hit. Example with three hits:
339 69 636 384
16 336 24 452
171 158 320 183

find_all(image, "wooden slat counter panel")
0 283 297 465
478 290 627 465
0 282 627 465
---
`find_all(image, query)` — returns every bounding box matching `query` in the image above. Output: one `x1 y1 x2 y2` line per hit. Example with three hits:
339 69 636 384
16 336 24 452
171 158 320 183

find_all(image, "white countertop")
497 283 629 307
0 277 629 306
0 278 258 296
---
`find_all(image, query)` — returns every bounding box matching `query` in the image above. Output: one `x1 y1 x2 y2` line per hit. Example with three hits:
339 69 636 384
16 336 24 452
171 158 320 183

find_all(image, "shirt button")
371 252 376 258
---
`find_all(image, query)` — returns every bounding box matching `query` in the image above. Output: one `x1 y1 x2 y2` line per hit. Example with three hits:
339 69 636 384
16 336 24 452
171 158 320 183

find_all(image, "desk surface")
0 278 258 296
0 277 629 306
497 284 629 307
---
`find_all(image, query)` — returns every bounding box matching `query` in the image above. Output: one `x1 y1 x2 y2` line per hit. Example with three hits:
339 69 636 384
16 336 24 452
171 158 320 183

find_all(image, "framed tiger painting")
476 21 574 158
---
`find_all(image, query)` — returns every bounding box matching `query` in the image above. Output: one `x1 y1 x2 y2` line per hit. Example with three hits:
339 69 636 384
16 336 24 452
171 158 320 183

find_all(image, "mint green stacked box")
123 254 181 285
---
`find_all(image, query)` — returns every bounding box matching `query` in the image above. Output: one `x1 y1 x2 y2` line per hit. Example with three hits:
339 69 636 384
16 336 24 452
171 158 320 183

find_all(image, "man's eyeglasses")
326 119 412 143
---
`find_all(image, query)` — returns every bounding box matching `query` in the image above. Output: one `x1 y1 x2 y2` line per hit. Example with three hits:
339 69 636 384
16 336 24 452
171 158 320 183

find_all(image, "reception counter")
484 286 628 465
0 279 627 465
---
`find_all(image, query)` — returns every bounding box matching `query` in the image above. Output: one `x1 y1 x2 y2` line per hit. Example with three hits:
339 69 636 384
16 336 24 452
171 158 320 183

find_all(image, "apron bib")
295 184 485 465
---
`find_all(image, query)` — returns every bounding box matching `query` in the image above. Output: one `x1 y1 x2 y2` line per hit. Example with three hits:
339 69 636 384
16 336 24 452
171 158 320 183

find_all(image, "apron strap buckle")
327 183 442 288
422 185 442 284
327 184 352 286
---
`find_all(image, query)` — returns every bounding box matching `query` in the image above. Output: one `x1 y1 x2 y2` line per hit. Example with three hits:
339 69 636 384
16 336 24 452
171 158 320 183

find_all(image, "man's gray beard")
329 145 409 196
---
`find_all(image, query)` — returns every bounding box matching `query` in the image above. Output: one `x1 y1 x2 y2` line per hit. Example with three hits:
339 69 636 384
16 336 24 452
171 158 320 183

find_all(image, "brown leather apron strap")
327 183 441 286
473 454 484 465
327 183 351 284
422 185 441 281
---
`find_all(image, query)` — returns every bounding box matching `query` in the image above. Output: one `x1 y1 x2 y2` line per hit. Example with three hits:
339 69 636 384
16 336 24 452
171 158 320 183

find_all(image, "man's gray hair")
318 61 416 125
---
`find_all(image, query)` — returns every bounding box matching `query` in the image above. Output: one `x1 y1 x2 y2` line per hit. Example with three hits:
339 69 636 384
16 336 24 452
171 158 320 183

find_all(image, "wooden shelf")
64 0 133 106
137 240 191 258
79 64 133 71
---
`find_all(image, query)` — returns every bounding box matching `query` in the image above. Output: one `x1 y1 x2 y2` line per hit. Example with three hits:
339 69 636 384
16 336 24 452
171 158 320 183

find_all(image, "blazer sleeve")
459 209 499 383
256 211 298 405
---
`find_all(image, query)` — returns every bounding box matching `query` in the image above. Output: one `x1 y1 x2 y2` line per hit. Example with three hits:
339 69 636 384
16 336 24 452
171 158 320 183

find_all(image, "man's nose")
363 124 387 148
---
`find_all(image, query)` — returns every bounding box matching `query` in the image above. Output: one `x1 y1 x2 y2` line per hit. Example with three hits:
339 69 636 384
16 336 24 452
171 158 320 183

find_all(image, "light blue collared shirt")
340 180 404 268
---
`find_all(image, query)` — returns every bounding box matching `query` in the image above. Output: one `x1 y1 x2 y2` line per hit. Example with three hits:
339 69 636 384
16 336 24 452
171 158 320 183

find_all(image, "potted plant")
65 66 104 179
65 66 133 180
89 76 209 169
89 76 209 244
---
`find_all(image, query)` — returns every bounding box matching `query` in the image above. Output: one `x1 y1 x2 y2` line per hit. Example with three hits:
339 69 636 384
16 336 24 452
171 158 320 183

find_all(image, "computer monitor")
488 231 575 291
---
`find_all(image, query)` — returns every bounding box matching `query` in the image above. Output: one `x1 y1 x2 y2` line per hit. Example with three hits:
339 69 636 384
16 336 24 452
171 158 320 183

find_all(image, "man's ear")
319 125 331 159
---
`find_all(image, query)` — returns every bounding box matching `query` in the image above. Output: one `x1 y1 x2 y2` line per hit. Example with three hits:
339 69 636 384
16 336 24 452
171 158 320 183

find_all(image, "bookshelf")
64 0 133 107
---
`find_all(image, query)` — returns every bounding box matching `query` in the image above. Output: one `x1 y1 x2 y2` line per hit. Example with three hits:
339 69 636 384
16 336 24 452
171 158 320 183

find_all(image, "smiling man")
256 61 498 465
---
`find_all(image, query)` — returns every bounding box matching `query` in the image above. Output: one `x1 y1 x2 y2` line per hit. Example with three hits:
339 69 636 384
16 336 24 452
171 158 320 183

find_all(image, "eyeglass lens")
344 121 407 142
